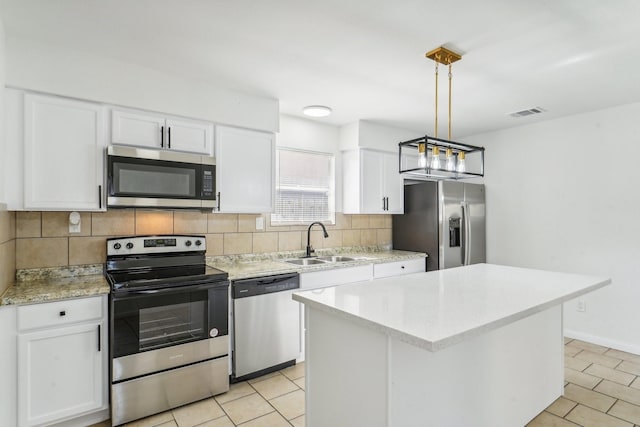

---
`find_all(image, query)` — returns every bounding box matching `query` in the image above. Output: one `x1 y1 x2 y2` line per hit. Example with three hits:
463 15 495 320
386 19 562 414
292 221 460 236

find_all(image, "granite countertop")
207 247 427 280
293 263 611 352
0 264 110 306
0 247 426 306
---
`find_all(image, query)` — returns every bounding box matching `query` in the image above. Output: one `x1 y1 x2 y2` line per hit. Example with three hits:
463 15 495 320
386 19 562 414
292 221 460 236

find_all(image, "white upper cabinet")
215 126 274 213
342 149 403 214
24 93 106 211
111 109 213 155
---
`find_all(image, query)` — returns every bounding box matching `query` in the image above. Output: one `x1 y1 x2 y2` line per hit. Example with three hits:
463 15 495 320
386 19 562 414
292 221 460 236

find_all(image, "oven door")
111 281 228 360
107 145 216 209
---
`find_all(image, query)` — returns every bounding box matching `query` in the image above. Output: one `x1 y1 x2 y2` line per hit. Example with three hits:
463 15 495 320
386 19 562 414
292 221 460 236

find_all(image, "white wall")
0 13 6 204
5 36 279 132
277 114 342 213
463 103 640 354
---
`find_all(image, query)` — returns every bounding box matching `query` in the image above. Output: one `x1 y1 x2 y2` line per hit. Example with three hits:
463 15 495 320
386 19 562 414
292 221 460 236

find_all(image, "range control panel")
107 235 206 256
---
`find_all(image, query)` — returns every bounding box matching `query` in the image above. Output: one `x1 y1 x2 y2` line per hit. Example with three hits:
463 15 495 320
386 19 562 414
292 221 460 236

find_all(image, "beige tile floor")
91 338 640 427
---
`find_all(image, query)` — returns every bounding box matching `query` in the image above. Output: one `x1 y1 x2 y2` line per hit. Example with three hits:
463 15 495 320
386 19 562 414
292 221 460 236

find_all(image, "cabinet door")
216 126 274 213
360 150 386 214
24 94 105 210
166 118 214 155
18 322 105 427
111 109 164 149
383 152 404 214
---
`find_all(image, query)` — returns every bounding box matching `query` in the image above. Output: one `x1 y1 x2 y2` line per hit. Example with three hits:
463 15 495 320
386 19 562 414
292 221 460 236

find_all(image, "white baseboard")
564 329 640 356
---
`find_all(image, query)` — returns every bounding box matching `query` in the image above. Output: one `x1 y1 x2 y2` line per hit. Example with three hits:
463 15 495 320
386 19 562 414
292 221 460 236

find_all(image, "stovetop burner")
105 235 228 292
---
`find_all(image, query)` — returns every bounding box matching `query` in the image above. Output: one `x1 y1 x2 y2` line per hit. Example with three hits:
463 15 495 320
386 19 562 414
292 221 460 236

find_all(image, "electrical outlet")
255 216 264 230
576 300 586 312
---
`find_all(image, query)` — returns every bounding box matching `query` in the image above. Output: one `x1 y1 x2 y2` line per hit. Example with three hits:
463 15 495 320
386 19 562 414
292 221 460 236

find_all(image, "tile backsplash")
0 209 17 294
12 210 392 271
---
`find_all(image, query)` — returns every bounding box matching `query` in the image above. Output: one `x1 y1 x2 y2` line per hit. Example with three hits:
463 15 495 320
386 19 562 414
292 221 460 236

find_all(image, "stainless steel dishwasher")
231 273 301 381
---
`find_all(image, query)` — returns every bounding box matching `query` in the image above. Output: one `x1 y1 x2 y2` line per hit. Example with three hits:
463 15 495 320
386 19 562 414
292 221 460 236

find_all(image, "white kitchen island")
292 263 610 427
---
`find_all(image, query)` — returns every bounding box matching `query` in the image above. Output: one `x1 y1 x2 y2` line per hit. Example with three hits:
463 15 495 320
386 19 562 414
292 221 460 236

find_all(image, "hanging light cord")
434 60 439 138
448 62 452 140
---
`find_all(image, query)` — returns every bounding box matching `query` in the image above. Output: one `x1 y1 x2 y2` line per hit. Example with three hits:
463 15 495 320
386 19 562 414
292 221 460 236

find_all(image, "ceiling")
2 0 640 137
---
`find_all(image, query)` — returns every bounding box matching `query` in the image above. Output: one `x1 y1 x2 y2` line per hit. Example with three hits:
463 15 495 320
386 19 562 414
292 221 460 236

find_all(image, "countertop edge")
210 250 427 281
293 275 612 352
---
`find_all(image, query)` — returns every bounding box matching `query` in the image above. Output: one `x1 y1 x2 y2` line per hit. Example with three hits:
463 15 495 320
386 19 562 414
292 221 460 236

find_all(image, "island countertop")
293 263 611 352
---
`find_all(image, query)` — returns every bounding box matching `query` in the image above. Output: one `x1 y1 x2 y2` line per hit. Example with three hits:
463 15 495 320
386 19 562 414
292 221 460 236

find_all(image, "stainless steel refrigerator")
392 181 485 271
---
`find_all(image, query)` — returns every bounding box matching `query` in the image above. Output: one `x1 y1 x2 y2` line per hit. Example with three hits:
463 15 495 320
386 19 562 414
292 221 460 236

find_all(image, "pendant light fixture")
399 46 484 180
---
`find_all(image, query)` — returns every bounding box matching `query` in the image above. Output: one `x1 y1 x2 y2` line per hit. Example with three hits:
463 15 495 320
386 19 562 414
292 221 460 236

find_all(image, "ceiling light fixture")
302 105 332 117
398 46 485 180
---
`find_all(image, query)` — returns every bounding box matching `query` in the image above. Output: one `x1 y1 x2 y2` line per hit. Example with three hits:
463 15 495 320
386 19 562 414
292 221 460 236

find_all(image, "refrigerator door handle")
462 202 471 265
460 202 467 265
461 202 471 265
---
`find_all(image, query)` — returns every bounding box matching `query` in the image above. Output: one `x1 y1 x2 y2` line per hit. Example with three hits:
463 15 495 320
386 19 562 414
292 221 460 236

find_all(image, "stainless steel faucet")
305 222 329 257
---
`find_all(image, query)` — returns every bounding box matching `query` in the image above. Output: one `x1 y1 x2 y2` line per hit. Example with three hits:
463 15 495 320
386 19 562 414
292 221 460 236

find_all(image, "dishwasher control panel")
232 273 300 299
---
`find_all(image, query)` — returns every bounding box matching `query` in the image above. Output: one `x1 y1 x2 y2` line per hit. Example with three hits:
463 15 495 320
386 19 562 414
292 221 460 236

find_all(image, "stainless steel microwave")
107 146 216 209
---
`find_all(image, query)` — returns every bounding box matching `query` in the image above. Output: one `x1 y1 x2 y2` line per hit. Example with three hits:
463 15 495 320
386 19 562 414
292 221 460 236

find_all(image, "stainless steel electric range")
105 235 229 426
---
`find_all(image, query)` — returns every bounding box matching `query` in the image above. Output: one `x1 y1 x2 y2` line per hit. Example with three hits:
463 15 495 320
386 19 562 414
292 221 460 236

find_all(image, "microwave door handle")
217 192 221 211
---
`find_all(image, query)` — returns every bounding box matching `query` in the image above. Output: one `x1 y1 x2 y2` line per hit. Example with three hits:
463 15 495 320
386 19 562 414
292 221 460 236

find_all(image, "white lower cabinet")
373 258 426 278
16 296 108 427
0 305 18 427
299 264 373 291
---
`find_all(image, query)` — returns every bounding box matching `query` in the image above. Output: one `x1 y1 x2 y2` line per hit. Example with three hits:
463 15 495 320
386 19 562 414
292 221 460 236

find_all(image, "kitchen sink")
316 256 356 263
284 258 327 266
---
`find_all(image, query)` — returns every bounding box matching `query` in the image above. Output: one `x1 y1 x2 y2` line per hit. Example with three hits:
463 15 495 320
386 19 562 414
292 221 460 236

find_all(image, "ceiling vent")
508 107 545 118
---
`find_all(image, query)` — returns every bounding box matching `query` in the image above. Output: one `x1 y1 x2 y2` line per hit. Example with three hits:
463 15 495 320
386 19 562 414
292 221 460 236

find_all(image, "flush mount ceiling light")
398 46 485 181
303 105 332 117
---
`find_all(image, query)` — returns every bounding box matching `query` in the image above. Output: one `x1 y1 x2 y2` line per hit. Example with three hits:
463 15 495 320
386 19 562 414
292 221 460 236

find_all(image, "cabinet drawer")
300 265 373 290
373 258 425 279
17 296 103 332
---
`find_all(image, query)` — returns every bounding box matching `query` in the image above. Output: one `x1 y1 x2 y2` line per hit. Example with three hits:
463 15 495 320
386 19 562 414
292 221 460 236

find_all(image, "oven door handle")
113 281 228 298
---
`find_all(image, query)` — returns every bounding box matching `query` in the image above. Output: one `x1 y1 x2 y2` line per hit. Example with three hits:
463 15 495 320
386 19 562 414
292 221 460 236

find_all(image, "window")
271 148 335 225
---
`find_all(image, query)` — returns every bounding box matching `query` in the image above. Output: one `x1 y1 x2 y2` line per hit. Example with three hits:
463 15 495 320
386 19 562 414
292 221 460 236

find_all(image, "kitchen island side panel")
304 304 563 427
389 305 563 427
305 307 388 427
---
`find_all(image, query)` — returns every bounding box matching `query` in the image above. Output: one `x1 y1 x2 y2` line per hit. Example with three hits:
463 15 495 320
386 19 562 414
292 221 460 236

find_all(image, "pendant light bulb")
445 148 456 171
456 151 466 173
430 146 441 170
418 143 427 168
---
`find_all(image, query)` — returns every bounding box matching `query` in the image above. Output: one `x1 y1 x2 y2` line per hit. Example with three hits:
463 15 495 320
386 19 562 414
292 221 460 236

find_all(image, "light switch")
256 216 264 230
